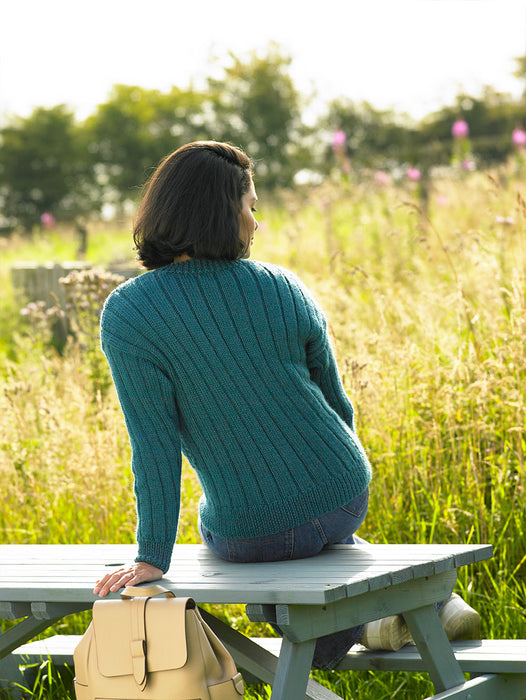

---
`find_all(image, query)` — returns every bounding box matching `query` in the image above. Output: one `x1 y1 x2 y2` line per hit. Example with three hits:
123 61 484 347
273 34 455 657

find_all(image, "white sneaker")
438 593 481 640
360 615 412 651
360 594 480 651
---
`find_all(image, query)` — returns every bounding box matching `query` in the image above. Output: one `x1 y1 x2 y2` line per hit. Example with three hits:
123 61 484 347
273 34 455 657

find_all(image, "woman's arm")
302 289 356 431
100 344 183 577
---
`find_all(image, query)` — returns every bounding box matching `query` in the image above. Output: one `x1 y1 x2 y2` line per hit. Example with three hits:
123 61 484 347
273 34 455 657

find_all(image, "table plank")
0 544 493 606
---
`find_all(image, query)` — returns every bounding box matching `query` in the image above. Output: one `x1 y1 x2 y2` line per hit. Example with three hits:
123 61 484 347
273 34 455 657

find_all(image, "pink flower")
512 128 526 146
332 130 346 148
461 158 475 171
452 119 469 139
495 215 514 225
40 212 56 229
407 167 421 181
374 171 390 186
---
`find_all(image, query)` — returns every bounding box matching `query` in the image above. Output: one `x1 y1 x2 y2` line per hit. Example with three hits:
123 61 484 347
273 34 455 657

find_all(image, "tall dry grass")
0 167 525 699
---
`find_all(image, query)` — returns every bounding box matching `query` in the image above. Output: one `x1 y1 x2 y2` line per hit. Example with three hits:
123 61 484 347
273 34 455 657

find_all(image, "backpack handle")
121 584 176 599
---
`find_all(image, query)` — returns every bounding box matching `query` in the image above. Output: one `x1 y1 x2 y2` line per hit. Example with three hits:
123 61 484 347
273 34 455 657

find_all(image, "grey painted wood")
10 636 526 700
271 637 317 700
252 638 526 674
424 673 526 700
14 636 526 676
0 602 32 620
269 570 458 642
0 653 27 699
0 543 500 700
11 635 80 661
403 605 465 691
200 612 340 700
0 543 493 605
0 615 62 657
30 602 91 620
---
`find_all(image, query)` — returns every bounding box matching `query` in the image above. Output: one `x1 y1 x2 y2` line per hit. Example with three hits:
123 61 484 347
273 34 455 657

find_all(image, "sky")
1 0 526 126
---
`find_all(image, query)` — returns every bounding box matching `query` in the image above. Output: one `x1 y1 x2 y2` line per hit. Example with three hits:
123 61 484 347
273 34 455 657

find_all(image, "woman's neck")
173 253 192 263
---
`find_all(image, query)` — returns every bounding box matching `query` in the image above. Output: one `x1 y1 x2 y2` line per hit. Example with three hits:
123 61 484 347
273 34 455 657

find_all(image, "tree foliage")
417 87 523 166
207 43 308 189
84 84 209 200
1 45 526 232
319 98 418 171
0 105 97 231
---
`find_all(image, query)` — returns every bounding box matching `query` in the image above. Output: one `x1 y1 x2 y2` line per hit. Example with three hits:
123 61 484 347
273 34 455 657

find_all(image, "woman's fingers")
93 567 133 597
93 562 163 597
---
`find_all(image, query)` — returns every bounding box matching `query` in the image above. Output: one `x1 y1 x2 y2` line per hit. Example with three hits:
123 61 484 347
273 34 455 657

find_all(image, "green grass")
1 166 525 699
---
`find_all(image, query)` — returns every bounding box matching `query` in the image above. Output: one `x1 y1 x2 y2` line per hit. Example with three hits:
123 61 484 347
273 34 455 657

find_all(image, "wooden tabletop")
0 543 493 606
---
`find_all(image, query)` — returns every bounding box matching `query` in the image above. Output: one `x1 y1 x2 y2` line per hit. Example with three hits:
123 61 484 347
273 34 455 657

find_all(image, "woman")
93 141 478 668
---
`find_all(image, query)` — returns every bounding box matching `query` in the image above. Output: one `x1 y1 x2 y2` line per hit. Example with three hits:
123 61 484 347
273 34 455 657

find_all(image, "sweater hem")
199 470 372 540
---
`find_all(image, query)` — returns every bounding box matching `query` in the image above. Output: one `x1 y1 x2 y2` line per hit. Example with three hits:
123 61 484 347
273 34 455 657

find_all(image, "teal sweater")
100 258 371 572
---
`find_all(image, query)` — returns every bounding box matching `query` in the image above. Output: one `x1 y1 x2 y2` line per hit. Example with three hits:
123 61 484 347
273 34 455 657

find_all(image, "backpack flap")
92 596 190 679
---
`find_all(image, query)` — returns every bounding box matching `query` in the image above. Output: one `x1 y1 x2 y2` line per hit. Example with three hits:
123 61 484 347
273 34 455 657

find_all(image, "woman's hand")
93 561 163 597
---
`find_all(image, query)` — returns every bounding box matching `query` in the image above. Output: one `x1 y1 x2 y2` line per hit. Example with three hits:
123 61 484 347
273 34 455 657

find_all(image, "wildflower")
461 158 475 171
374 171 390 186
40 212 56 230
512 128 526 147
331 130 351 176
21 302 41 315
452 119 469 139
407 167 421 181
332 130 346 148
495 215 514 225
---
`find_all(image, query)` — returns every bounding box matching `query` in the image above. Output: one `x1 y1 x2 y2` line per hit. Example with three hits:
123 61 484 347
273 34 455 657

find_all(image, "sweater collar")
166 258 247 274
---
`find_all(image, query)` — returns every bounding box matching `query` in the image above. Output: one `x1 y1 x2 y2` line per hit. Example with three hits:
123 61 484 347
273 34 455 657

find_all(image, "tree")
418 88 521 166
84 85 209 203
207 43 309 189
0 105 98 232
318 98 417 173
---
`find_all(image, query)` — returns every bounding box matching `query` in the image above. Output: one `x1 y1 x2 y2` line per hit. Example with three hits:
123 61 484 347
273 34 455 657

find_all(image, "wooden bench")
10 634 526 696
2 543 525 700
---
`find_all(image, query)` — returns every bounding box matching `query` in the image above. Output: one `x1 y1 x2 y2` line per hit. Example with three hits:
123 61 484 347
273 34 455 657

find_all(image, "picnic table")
1 542 525 700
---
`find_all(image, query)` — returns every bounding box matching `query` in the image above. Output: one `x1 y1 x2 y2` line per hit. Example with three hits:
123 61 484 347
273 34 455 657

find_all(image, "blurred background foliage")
2 42 526 232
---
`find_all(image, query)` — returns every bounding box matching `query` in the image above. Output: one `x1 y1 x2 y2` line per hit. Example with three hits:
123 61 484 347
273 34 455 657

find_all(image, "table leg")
271 637 316 700
0 616 61 659
403 604 465 692
200 609 343 700
0 653 27 697
0 603 87 695
0 615 61 697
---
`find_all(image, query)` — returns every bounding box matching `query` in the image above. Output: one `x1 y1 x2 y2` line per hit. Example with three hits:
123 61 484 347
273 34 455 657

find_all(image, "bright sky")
1 0 525 126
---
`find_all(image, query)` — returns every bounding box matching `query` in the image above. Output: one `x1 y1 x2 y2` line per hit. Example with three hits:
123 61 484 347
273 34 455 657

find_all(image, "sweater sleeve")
102 342 182 573
302 290 356 433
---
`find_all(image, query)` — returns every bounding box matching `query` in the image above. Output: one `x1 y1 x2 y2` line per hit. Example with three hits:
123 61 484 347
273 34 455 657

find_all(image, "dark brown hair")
133 141 253 269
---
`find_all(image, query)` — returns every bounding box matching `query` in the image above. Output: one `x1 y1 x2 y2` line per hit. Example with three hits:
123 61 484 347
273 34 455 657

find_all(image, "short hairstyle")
133 141 254 269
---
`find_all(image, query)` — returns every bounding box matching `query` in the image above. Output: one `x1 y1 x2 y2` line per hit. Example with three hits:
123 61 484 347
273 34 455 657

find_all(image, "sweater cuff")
135 539 174 574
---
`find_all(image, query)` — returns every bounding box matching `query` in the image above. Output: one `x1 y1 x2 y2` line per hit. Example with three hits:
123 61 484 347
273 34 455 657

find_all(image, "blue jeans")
199 488 369 670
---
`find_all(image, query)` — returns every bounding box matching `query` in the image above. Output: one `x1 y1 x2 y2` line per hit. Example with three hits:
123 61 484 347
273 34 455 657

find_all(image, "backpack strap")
130 596 148 690
122 585 177 689
121 585 176 599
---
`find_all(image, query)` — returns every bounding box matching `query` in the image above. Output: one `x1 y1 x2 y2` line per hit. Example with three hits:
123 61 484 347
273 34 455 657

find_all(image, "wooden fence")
11 262 140 308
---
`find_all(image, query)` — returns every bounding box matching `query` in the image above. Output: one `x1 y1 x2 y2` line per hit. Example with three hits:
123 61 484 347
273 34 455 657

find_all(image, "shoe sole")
362 595 480 651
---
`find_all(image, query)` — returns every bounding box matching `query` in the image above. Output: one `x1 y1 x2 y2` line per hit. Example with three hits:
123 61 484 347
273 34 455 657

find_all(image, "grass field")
1 167 525 699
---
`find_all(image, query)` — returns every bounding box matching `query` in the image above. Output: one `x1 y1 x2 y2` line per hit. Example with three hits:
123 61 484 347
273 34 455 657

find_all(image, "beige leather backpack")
73 585 244 700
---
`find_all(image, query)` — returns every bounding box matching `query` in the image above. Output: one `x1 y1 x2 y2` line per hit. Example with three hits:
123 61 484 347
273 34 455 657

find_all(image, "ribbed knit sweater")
100 258 371 572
